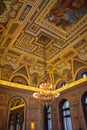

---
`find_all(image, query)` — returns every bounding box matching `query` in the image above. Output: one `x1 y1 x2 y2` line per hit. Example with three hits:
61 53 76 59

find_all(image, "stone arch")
75 66 87 80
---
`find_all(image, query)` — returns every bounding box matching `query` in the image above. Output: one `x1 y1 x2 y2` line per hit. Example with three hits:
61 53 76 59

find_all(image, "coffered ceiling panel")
0 0 87 88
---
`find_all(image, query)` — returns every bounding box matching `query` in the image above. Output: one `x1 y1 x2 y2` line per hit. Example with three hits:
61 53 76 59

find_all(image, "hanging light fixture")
33 82 60 105
33 46 60 105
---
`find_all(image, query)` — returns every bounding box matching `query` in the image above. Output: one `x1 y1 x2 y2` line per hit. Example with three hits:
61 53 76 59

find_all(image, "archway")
8 97 26 130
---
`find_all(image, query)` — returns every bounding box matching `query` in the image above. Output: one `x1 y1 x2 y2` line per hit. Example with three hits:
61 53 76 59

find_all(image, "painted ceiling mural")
0 0 87 89
46 0 87 30
0 0 22 24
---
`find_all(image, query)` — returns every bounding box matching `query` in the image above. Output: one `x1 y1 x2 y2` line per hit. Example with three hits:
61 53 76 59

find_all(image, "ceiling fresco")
45 0 87 31
0 0 22 24
0 0 87 89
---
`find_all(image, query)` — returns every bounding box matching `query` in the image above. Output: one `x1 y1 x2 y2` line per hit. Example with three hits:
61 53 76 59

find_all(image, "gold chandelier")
33 81 60 105
33 46 60 105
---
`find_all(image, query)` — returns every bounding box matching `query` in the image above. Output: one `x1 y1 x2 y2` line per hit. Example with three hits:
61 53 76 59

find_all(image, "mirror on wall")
8 97 26 130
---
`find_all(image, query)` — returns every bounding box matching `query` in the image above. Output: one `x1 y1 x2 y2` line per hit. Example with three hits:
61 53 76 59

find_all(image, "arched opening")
56 80 67 89
11 75 28 85
59 99 73 130
75 67 87 80
8 97 26 130
81 92 87 127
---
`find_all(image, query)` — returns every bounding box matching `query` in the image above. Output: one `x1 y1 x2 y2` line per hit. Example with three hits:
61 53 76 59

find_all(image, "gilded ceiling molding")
0 77 87 93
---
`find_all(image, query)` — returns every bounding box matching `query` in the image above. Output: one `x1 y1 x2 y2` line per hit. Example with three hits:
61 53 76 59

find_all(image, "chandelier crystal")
33 81 60 105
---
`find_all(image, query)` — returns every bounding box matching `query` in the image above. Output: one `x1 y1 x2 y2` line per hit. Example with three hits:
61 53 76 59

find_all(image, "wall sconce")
31 120 35 130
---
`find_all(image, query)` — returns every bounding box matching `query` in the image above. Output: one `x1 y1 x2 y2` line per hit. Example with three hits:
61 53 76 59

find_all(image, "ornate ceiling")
0 0 87 89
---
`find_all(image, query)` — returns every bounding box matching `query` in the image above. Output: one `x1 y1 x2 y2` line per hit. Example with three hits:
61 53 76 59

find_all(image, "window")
81 72 87 78
15 114 20 130
56 81 67 89
76 69 87 80
9 114 14 130
44 105 52 130
47 106 52 130
8 97 25 130
59 100 73 130
62 82 67 87
82 92 87 127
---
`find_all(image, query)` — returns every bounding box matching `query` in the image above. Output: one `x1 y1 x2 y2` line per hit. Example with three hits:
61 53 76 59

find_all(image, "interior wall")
52 81 87 130
0 86 44 130
0 80 87 130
